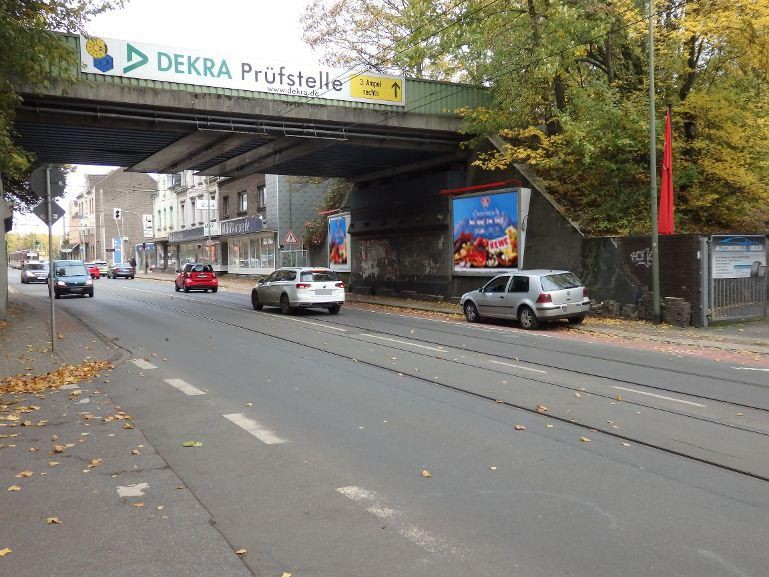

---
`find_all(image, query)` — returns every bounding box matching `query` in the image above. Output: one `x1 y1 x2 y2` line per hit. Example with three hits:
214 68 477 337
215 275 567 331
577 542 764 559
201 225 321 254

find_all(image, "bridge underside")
15 91 469 182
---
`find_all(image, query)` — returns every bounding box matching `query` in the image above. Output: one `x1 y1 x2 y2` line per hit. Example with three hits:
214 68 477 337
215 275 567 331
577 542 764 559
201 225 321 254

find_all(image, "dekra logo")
123 43 231 79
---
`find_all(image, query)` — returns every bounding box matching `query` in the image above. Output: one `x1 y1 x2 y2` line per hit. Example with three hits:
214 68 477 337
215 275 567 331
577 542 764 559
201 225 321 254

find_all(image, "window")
158 209 162 230
180 202 185 227
169 206 174 230
222 195 229 216
256 185 266 209
301 271 339 282
483 275 510 293
237 191 247 213
509 276 530 293
540 272 582 291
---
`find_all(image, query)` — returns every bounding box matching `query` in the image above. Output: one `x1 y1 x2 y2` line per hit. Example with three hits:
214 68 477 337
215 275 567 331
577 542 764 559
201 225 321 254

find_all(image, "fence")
280 249 309 267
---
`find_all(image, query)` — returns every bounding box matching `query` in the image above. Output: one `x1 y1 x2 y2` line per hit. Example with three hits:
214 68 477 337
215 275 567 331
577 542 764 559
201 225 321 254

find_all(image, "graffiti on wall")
629 247 652 268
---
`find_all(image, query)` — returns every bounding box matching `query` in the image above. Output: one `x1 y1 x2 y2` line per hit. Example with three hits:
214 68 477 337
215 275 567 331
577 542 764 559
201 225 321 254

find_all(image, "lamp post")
648 0 661 324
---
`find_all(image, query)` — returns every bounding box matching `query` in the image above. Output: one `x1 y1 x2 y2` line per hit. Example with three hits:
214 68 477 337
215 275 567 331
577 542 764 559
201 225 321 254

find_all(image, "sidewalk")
0 289 251 577
138 270 769 356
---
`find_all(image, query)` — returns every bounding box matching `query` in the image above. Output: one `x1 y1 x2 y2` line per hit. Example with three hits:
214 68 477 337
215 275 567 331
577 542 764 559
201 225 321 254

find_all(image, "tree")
303 0 769 234
0 0 122 209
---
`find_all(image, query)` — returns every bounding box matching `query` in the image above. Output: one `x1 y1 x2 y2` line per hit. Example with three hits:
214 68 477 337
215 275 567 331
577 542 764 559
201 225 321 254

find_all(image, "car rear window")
27 263 47 270
300 271 339 282
540 272 583 291
192 264 213 272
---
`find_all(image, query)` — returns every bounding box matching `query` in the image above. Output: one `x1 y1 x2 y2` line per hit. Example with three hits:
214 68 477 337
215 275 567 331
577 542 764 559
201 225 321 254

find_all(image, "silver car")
460 269 590 329
251 267 345 314
20 261 49 284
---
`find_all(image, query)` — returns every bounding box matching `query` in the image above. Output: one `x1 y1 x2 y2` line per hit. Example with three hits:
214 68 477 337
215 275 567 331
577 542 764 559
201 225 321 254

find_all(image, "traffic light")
113 208 122 220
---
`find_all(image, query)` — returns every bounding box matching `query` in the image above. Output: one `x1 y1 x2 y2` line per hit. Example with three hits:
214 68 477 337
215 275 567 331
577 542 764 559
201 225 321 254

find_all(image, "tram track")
105 287 769 483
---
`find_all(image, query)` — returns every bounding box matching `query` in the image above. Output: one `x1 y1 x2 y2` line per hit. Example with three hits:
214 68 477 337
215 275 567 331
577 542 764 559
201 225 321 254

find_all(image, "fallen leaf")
7 486 21 492
495 399 504 403
15 471 33 478
420 469 431 478
132 503 144 508
0 548 11 557
51 444 65 453
235 548 247 556
130 449 140 455
615 394 622 402
47 517 62 524
574 392 582 398
88 458 103 468
580 437 591 443
546 424 554 428
48 461 59 467
245 402 253 407
281 573 292 577
621 442 631 447
28 447 38 452
736 412 744 416
489 465 497 470
536 404 548 413
182 441 203 447
123 423 134 429
514 424 526 431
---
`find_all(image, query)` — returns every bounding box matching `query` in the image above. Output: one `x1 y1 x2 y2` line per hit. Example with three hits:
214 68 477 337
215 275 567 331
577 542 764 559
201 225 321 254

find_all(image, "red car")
175 263 218 293
85 262 100 279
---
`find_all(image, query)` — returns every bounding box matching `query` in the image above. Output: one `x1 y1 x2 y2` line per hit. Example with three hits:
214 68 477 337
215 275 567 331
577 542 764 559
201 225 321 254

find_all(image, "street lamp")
648 0 661 323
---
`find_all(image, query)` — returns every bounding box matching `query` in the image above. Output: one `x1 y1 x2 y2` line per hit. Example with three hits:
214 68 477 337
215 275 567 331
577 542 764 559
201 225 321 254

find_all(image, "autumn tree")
304 0 769 234
0 0 122 209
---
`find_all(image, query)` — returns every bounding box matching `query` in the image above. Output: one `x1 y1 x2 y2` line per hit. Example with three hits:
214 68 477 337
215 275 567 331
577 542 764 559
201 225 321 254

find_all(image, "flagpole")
648 0 661 324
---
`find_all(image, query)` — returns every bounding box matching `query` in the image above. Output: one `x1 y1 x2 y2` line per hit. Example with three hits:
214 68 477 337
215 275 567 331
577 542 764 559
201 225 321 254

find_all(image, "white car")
460 269 590 329
251 267 345 314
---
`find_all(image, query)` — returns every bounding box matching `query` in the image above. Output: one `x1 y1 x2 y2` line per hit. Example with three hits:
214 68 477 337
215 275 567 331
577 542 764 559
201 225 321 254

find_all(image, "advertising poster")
712 236 767 279
112 237 122 264
328 214 351 272
453 191 519 273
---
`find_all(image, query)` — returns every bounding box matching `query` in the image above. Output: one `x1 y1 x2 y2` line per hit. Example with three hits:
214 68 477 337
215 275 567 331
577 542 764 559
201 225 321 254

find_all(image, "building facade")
72 169 156 264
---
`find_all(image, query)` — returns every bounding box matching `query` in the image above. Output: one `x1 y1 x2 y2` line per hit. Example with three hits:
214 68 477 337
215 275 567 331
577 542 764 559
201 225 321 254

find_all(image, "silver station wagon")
251 267 345 315
460 269 590 329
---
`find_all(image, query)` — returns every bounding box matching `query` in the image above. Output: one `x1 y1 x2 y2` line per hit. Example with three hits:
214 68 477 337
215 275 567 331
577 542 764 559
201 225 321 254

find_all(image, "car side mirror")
175 269 180 273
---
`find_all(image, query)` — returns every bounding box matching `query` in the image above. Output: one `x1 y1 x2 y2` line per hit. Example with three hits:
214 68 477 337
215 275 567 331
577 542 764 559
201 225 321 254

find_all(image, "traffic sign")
29 167 67 197
350 74 404 103
31 200 65 226
283 230 299 244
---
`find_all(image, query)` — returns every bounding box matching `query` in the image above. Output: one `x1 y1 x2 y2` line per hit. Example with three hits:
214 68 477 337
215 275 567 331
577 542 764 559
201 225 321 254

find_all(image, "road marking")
488 359 548 374
336 486 462 558
223 413 288 444
131 359 157 370
279 315 348 332
611 385 706 407
732 367 769 372
163 378 206 396
358 334 446 352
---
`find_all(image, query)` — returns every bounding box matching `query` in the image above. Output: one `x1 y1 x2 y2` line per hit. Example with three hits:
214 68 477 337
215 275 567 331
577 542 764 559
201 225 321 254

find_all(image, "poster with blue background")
328 214 350 271
452 191 518 272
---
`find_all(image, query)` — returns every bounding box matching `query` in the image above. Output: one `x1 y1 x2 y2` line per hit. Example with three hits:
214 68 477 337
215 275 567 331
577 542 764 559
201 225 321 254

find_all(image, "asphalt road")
14 275 769 577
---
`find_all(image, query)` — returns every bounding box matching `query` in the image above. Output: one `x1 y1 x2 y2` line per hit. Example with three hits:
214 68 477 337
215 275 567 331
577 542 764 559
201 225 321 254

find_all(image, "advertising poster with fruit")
452 191 518 273
328 214 351 272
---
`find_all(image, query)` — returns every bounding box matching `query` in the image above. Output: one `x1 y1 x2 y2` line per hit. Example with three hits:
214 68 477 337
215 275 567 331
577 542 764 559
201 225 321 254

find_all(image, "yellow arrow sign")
350 75 404 103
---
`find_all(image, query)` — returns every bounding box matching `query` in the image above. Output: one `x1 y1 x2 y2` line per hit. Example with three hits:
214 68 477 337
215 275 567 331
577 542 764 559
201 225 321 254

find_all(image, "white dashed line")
731 367 769 372
223 413 288 444
488 359 548 374
131 358 157 370
336 486 462 559
358 334 446 352
163 378 206 396
611 385 706 407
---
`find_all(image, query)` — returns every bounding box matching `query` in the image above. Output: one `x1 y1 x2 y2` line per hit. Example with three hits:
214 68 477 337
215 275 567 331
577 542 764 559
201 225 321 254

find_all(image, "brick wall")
219 174 266 221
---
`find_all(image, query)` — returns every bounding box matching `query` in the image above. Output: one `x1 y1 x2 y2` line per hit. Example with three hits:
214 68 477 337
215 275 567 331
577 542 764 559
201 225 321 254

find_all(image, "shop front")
220 215 277 275
168 223 224 272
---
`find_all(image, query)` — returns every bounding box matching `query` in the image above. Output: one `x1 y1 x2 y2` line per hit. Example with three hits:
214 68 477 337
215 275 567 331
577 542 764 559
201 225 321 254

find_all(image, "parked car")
108 263 135 279
460 269 590 329
94 260 110 277
84 262 101 279
174 263 218 293
51 260 93 299
251 267 344 314
20 261 49 284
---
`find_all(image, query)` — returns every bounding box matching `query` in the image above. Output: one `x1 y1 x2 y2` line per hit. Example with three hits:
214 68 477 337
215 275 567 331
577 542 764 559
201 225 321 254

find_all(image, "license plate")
314 289 332 296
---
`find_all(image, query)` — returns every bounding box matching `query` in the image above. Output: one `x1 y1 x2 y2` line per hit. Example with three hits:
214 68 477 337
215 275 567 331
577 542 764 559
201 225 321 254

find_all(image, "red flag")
658 107 674 234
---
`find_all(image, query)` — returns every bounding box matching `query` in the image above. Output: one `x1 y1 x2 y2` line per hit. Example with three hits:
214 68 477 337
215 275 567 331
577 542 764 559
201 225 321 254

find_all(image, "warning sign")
283 230 299 244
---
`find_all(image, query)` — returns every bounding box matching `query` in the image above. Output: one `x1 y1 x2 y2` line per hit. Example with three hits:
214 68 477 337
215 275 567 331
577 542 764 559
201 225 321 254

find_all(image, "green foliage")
302 179 352 246
305 0 769 234
0 0 122 208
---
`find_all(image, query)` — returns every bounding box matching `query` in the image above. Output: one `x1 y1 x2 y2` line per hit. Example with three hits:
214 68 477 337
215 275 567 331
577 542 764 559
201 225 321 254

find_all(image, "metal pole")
46 167 56 353
648 0 661 323
207 186 212 265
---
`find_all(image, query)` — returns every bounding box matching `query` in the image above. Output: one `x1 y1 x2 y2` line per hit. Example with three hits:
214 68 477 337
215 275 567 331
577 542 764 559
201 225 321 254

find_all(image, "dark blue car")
51 260 94 299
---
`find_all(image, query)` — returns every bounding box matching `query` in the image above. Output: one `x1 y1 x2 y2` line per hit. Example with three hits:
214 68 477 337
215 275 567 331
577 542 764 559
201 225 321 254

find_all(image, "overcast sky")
13 0 318 235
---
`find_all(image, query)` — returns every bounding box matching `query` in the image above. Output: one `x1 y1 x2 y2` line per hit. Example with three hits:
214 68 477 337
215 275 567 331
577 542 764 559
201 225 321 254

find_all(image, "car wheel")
568 315 585 325
130 276 134 279
211 287 218 293
518 306 540 330
251 291 263 311
464 301 481 323
183 285 190 293
54 293 61 299
175 283 180 292
88 292 94 298
280 294 293 315
328 304 341 314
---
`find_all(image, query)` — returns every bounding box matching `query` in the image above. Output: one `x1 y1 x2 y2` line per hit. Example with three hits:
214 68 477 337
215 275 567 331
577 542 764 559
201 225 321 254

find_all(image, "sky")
13 0 319 235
